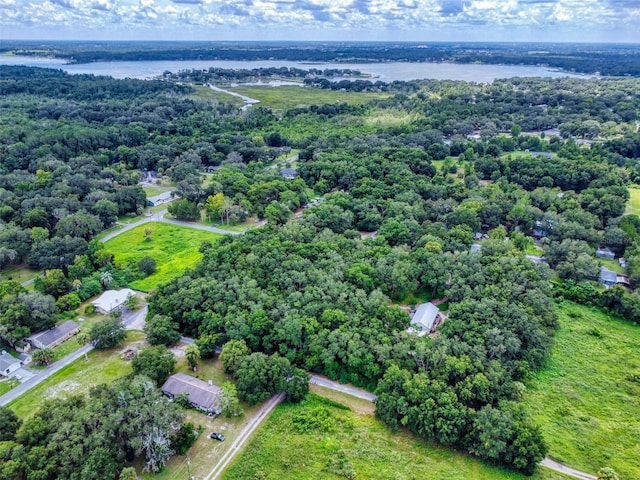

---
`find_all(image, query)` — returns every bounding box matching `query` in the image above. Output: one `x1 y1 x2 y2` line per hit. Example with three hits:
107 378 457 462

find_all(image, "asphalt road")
0 343 94 407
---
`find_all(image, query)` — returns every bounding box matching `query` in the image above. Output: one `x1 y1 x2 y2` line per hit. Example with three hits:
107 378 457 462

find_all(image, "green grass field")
7 330 144 419
523 301 640 479
143 186 174 197
223 394 570 480
104 222 221 291
226 85 388 110
625 186 640 215
0 264 40 284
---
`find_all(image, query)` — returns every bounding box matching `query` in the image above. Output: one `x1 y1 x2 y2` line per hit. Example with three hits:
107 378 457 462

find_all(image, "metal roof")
161 373 221 413
410 303 440 335
27 320 79 348
0 352 20 371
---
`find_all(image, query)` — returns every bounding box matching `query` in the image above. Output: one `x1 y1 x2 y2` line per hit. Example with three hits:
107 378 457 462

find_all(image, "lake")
0 55 589 83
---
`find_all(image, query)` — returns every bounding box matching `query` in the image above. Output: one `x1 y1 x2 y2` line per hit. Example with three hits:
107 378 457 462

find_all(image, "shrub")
138 256 157 276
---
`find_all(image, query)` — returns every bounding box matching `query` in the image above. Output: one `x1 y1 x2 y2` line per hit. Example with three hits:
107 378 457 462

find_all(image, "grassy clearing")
143 185 174 197
598 258 625 274
364 109 423 127
227 86 388 110
625 186 640 215
104 222 221 292
523 301 640 479
223 394 570 480
0 264 40 284
8 330 145 419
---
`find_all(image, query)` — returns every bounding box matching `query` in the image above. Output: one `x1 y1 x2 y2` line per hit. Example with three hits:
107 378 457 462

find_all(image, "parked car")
209 432 225 441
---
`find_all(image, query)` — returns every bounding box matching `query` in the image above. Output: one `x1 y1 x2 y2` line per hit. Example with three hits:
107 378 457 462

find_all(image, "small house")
161 373 222 415
91 288 136 315
0 351 21 377
596 248 616 260
147 191 175 207
470 244 482 253
409 303 443 336
600 267 618 288
525 254 549 265
619 257 628 268
280 168 298 180
27 320 80 349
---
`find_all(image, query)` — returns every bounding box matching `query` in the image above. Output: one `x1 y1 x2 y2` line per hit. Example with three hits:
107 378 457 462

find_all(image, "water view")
0 55 588 83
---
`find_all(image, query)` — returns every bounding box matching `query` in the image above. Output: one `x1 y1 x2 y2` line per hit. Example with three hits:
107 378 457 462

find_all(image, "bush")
56 293 81 312
171 422 198 455
84 304 97 315
138 256 156 276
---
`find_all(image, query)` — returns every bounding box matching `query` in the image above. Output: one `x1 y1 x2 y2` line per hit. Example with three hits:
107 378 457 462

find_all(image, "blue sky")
1 0 639 42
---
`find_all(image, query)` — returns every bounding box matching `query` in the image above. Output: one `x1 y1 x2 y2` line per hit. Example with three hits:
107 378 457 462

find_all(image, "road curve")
540 458 597 480
204 392 285 480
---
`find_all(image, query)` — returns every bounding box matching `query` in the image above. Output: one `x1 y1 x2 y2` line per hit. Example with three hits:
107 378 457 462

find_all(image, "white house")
0 351 21 377
91 288 136 315
147 191 175 207
409 303 443 336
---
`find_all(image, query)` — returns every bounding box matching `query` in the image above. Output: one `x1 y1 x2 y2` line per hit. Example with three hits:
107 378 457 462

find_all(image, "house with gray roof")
91 288 136 315
409 302 442 336
147 191 175 207
600 267 618 288
280 168 298 180
0 351 21 377
27 320 80 349
161 373 222 415
596 248 616 260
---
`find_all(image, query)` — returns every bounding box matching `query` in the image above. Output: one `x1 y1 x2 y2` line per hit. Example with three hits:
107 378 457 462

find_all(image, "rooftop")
91 288 136 312
27 320 80 348
0 351 20 371
162 373 221 413
410 302 440 336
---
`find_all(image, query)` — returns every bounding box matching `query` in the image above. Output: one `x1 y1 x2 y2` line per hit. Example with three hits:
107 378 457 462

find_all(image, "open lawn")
223 394 570 480
104 222 221 292
227 85 388 110
143 185 174 197
8 330 145 419
0 264 40 284
523 301 640 479
625 186 640 215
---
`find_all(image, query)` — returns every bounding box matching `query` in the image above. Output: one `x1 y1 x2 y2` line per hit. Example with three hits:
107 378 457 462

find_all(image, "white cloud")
1 0 639 41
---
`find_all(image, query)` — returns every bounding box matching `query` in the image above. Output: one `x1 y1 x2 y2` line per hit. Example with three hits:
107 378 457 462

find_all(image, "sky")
1 0 639 43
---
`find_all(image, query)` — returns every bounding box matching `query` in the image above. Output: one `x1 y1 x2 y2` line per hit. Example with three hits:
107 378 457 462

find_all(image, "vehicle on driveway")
209 432 225 441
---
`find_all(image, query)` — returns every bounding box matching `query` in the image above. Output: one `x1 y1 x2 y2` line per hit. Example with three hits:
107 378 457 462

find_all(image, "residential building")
409 302 442 336
91 288 136 315
161 373 222 415
600 267 618 288
0 351 21 377
596 248 616 260
27 320 80 349
147 191 175 207
280 168 298 180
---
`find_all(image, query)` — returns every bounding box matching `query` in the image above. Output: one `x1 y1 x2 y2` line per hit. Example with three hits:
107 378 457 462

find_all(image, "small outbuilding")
409 302 443 336
27 320 80 349
161 373 222 415
0 351 21 377
91 288 136 315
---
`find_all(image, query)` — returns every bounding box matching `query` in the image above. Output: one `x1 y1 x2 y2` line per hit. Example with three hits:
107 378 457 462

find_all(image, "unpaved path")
203 392 285 480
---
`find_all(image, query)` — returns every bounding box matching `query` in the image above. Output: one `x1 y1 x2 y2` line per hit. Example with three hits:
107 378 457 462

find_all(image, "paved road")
310 374 377 402
100 209 240 243
122 305 148 331
310 375 596 480
0 343 94 407
203 392 285 480
540 458 597 480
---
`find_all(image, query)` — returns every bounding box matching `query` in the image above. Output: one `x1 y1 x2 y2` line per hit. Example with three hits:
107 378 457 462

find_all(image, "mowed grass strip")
524 301 640 479
226 85 388 110
625 186 640 215
223 394 570 480
7 330 145 419
104 222 221 292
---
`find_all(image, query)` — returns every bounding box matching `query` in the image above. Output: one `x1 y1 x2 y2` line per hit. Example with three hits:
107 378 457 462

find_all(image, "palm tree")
76 331 90 361
100 270 113 288
33 347 54 366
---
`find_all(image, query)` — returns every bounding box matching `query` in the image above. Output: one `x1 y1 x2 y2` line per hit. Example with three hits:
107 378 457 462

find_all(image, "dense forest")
4 41 640 76
2 65 640 476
